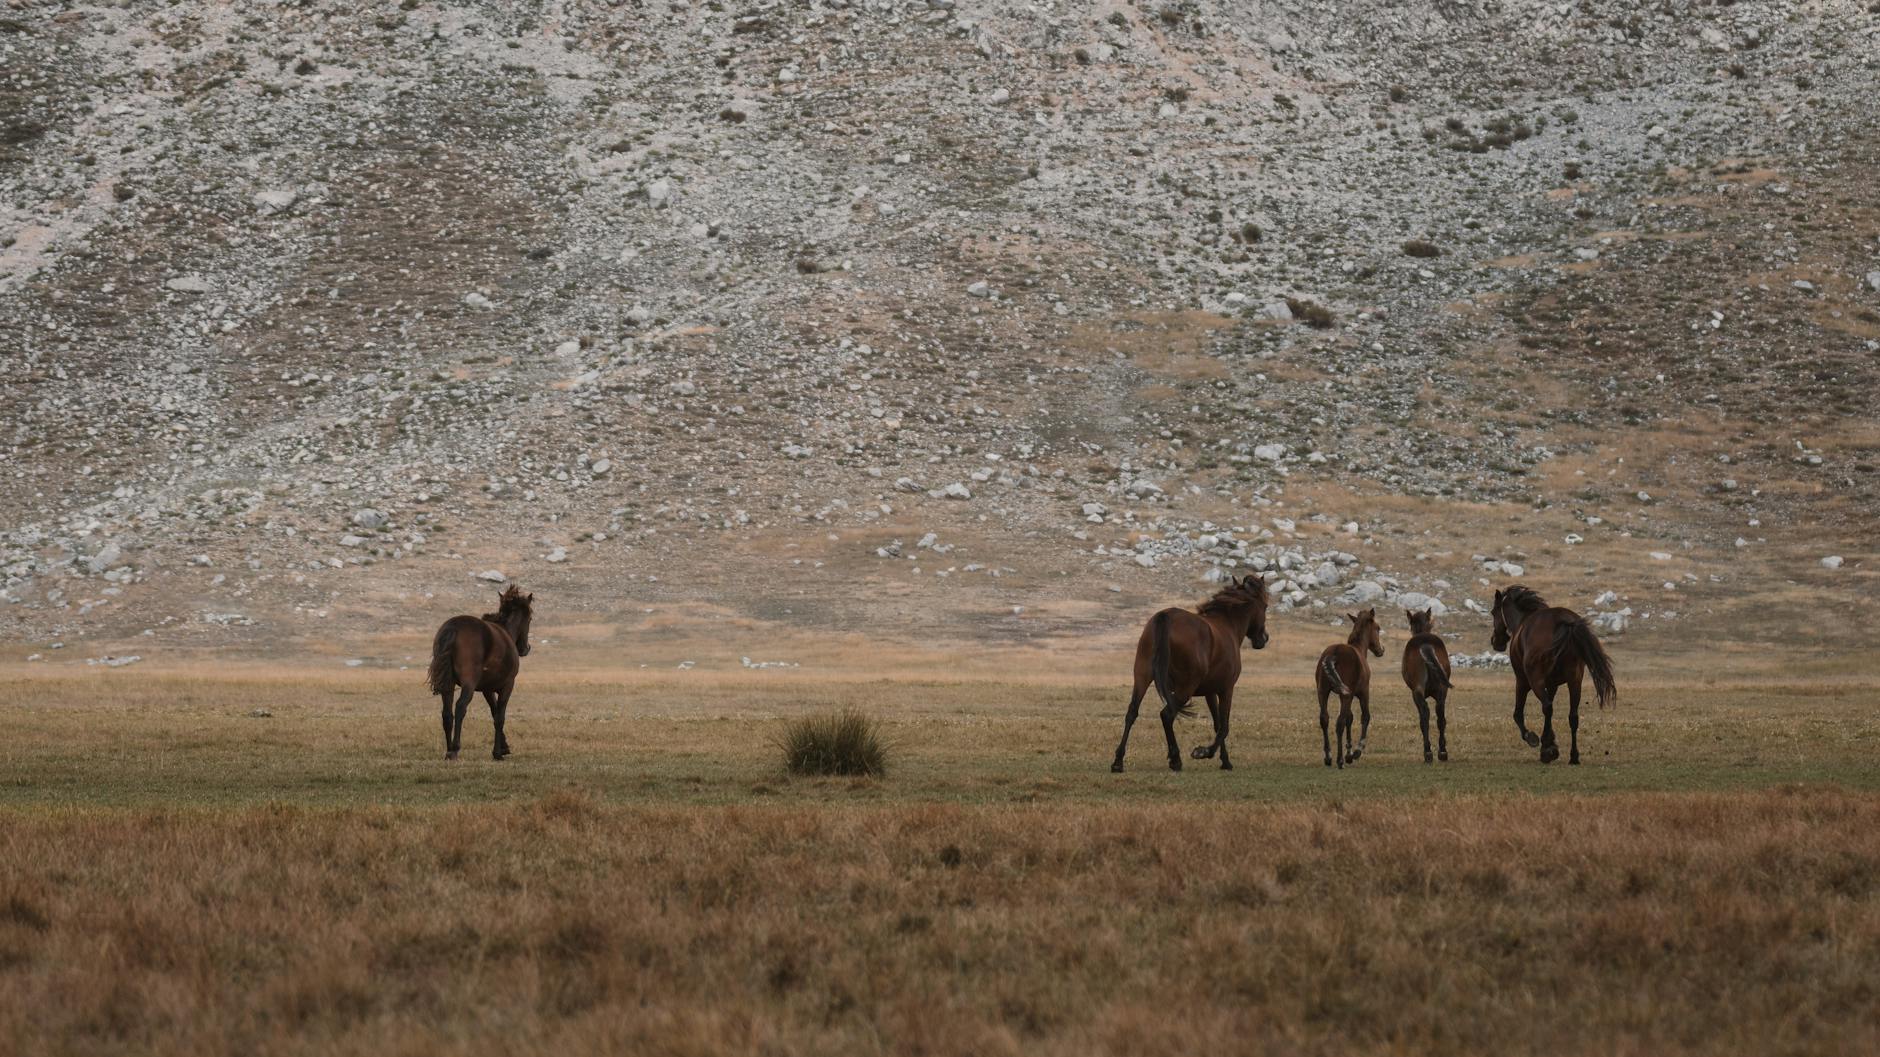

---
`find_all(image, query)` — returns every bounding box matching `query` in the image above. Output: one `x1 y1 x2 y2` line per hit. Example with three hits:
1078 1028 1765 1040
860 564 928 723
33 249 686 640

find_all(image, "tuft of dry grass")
1 792 1877 1055
778 710 887 777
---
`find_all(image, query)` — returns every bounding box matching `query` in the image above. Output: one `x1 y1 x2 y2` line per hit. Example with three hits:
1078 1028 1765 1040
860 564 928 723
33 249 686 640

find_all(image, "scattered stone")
1821 555 1844 569
476 569 508 582
252 189 298 214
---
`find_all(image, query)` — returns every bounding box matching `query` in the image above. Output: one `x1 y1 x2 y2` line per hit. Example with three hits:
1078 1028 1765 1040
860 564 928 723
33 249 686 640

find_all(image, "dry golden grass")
2 792 1876 1056
2 662 1877 1055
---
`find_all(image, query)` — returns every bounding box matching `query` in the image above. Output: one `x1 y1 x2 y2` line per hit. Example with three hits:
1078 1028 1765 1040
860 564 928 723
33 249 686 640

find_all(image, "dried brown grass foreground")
3 790 1877 1056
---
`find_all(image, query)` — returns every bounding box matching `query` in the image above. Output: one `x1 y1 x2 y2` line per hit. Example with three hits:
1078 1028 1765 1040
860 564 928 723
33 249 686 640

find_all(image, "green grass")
2 670 1875 809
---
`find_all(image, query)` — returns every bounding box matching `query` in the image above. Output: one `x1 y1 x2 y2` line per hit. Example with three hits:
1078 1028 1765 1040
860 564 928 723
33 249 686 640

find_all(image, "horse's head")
1243 575 1270 650
1348 608 1383 657
1406 608 1435 636
497 585 535 657
1490 589 1510 652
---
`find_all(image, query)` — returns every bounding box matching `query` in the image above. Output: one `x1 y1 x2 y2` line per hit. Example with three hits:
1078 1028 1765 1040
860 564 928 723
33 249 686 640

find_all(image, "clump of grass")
778 711 887 777
1285 297 1335 329
1402 239 1441 258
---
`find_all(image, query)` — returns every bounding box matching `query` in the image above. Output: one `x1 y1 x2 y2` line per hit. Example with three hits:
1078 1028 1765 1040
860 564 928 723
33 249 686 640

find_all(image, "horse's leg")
1336 696 1353 770
1538 684 1559 764
1159 697 1185 772
1414 693 1432 763
484 690 508 761
1111 680 1147 772
1214 687 1235 771
1513 675 1539 747
1350 692 1371 763
439 688 454 758
447 685 474 761
1567 676 1582 766
496 688 513 759
1434 683 1450 762
1191 693 1221 760
1319 689 1333 768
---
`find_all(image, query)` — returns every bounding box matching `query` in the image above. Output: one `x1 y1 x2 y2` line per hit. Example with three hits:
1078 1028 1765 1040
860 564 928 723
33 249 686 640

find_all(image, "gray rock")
165 275 212 293
941 482 972 500
352 508 388 530
1821 555 1844 569
1259 302 1293 321
1346 580 1385 604
476 569 508 582
253 189 298 214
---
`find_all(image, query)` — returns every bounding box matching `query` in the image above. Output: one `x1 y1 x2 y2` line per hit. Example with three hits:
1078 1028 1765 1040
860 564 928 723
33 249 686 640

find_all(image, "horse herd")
428 580 1616 769
1110 576 1615 772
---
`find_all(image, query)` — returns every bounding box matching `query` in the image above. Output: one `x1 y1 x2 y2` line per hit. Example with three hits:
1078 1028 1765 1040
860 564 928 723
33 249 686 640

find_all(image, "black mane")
1198 577 1268 615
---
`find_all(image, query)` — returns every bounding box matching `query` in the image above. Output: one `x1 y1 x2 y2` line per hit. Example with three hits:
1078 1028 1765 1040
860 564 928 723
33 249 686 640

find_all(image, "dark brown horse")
427 584 534 761
1315 608 1384 768
1491 585 1616 765
1400 608 1453 763
1111 575 1270 773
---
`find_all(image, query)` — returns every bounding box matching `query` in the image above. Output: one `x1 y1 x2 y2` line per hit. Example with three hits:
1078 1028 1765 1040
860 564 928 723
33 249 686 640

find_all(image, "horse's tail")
1550 616 1616 709
1419 643 1452 691
427 623 458 696
1321 651 1351 697
1150 611 1195 718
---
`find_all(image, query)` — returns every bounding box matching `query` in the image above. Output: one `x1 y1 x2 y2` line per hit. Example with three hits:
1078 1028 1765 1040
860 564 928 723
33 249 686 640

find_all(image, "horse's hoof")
1347 751 1362 764
1423 753 1433 764
1438 750 1448 762
1167 757 1183 773
1110 760 1125 773
1522 731 1540 748
445 751 459 762
1220 760 1233 771
1539 744 1559 764
1569 754 1581 766
1324 757 1333 768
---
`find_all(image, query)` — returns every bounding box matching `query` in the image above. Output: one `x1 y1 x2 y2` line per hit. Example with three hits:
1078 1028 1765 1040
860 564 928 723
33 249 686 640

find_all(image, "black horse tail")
1551 617 1616 709
1420 643 1452 691
1150 611 1194 718
1321 651 1350 697
427 623 458 696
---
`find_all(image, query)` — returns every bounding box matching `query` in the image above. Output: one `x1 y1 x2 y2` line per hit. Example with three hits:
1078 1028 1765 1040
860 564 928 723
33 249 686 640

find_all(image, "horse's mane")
1501 584 1547 614
1198 577 1268 615
483 585 532 624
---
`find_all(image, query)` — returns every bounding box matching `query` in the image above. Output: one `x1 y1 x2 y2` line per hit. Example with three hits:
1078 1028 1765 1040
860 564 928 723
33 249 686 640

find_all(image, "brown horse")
1491 585 1616 765
1111 575 1270 773
1400 608 1453 763
427 584 534 761
1315 608 1384 768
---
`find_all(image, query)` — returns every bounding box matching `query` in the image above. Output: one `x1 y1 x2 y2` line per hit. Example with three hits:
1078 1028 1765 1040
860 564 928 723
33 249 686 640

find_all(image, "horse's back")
1317 642 1360 692
1402 632 1446 686
1512 607 1584 683
1135 608 1220 690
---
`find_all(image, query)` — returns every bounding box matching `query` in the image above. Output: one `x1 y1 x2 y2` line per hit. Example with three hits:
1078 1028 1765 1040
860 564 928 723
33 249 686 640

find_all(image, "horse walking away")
427 585 534 761
1315 608 1384 769
1491 585 1617 765
1400 608 1453 763
1112 575 1270 773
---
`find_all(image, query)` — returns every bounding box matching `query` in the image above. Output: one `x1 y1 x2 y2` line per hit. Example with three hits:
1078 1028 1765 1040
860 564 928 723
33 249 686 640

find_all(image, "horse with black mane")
1112 575 1270 773
427 584 534 761
1491 584 1616 765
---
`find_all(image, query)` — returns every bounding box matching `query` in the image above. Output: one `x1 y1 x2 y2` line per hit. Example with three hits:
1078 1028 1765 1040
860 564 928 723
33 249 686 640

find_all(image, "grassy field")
2 659 1878 1055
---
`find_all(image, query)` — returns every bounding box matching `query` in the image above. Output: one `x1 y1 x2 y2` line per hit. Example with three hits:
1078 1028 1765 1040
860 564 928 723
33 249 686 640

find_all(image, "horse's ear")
527 593 535 602
1346 612 1358 623
1405 608 1415 623
1421 608 1432 622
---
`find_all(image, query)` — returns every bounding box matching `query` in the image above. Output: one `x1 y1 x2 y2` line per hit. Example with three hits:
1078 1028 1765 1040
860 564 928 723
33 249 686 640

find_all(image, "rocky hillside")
3 0 1877 663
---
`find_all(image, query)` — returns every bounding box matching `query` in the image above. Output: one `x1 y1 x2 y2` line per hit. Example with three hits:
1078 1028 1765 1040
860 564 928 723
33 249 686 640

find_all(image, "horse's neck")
1211 605 1253 639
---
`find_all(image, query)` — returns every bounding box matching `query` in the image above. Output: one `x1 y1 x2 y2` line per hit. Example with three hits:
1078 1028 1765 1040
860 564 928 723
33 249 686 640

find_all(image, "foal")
1400 608 1453 763
1315 608 1383 768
